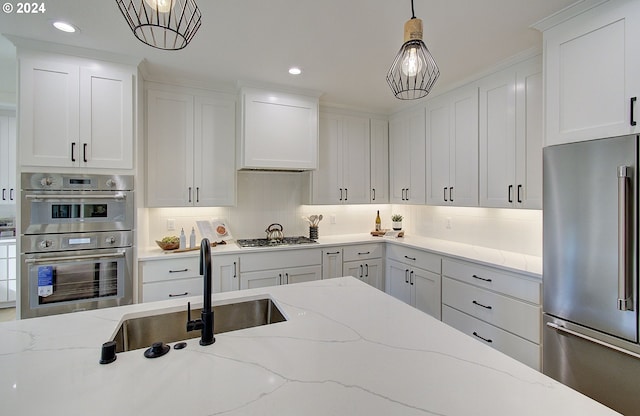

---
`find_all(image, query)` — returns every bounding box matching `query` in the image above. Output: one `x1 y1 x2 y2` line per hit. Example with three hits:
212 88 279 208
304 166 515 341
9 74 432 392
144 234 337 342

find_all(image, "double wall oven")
20 173 134 318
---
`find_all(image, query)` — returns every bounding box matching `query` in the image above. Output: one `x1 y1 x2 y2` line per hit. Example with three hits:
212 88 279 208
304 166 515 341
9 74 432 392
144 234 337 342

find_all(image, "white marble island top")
0 277 615 415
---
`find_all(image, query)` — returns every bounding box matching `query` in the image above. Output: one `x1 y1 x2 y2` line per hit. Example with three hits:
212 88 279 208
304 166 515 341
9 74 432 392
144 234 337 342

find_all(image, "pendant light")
115 0 202 50
386 0 440 100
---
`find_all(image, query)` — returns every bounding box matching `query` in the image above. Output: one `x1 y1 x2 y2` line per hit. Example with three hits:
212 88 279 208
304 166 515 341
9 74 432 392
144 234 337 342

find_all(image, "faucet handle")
186 302 203 332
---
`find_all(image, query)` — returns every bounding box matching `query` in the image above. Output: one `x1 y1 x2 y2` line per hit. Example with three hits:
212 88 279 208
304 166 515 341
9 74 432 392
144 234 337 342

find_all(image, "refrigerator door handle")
617 165 634 311
546 322 640 360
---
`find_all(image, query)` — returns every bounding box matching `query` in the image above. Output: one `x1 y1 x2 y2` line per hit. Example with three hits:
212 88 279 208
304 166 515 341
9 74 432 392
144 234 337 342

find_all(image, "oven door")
21 247 133 318
21 191 134 234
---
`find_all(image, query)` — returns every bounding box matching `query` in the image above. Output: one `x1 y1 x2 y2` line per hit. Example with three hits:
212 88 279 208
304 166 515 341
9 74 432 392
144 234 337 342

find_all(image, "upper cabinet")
146 86 236 207
479 57 542 209
19 57 135 169
312 112 388 204
542 0 640 145
425 84 479 207
389 108 426 204
238 87 318 170
0 112 16 205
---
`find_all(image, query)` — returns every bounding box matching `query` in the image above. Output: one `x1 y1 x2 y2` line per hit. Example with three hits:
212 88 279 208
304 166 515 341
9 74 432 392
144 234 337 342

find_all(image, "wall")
145 172 542 257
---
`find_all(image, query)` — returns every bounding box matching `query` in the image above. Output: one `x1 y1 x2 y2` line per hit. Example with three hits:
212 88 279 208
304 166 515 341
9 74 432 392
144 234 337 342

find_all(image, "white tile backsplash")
144 172 542 256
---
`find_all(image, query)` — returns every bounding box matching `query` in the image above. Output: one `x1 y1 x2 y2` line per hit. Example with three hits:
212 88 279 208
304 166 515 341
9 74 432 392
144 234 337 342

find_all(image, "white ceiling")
0 0 576 114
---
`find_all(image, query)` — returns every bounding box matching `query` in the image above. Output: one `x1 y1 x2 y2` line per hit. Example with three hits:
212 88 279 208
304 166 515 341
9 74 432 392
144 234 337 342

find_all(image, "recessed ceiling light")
288 67 302 75
53 21 77 33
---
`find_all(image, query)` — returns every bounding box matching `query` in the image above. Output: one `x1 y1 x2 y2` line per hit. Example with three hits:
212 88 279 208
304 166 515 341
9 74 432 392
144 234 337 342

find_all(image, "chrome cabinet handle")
472 274 492 283
473 331 493 343
169 268 189 273
472 300 492 310
618 165 633 311
169 292 189 297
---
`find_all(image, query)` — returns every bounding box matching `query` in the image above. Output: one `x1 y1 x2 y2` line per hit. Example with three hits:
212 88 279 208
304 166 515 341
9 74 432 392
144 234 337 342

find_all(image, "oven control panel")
22 173 134 191
22 231 133 253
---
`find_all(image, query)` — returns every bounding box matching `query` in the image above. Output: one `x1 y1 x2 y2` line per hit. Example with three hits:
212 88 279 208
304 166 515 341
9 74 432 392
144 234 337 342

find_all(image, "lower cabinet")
441 258 541 369
213 254 240 293
239 248 322 290
140 256 202 303
322 248 343 280
0 240 16 303
386 245 442 320
342 243 383 290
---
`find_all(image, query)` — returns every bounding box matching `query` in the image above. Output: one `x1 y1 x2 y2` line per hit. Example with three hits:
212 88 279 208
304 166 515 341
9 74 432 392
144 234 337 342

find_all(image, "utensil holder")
309 226 318 240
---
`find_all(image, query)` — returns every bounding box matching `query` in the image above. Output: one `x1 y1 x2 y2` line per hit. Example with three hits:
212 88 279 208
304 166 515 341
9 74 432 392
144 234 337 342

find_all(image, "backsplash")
144 172 542 257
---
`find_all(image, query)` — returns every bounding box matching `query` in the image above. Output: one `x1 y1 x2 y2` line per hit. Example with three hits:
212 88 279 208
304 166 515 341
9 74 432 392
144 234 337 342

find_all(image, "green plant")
391 214 403 222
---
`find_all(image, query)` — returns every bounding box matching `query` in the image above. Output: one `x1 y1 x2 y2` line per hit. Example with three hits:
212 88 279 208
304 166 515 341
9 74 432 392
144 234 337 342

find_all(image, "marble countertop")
138 233 542 277
0 277 615 415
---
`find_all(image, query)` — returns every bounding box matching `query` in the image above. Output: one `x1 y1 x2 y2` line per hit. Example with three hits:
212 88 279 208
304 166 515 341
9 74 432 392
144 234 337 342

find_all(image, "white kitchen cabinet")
0 241 16 304
479 57 542 209
239 248 322 290
146 87 236 207
19 57 134 169
542 0 640 145
0 112 16 205
425 83 479 207
239 87 318 170
313 112 370 204
139 256 202 303
386 245 441 320
389 107 426 204
441 258 541 369
322 248 343 280
370 118 389 203
213 254 240 293
342 243 383 290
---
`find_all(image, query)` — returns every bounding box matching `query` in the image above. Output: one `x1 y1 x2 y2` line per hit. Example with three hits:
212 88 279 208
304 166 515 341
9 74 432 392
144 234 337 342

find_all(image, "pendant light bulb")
144 0 172 13
401 45 423 77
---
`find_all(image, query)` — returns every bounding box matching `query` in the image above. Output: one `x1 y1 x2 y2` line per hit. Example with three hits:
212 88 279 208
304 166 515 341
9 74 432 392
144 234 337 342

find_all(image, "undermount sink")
113 297 287 352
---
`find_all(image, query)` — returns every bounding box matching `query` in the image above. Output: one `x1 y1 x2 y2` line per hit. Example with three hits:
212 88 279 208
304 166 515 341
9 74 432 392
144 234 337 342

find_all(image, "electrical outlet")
167 219 176 231
330 215 336 224
446 217 452 229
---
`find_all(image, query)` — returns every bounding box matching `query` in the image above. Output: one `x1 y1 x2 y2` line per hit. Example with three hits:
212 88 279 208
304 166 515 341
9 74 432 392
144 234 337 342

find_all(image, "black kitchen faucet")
186 238 215 346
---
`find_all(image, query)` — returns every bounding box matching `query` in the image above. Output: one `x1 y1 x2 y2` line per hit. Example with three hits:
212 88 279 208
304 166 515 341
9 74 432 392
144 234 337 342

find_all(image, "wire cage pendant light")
115 0 202 50
386 0 440 100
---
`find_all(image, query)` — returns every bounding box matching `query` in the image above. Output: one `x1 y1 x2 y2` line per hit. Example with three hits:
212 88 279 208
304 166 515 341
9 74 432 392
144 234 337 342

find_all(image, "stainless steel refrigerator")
543 135 640 415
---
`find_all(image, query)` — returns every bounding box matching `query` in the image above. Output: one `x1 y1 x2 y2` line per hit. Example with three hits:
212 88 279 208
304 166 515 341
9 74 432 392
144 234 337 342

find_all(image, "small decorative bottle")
179 228 186 250
375 210 381 232
189 227 196 248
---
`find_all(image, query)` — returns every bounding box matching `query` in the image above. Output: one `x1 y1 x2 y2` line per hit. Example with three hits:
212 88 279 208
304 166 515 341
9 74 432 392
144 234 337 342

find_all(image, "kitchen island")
0 277 617 415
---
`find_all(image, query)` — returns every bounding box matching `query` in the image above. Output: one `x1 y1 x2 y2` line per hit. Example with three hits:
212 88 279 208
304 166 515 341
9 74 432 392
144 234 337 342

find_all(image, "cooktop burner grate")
236 236 317 248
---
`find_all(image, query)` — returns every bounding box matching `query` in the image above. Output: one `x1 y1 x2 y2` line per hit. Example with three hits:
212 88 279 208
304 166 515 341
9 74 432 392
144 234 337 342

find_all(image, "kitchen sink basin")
113 297 286 352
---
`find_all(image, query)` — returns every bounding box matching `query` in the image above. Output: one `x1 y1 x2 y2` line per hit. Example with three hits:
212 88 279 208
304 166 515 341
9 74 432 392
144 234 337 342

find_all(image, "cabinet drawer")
142 277 203 303
442 258 540 304
240 248 321 272
443 305 540 370
442 277 540 343
386 244 440 273
140 257 200 283
343 243 382 261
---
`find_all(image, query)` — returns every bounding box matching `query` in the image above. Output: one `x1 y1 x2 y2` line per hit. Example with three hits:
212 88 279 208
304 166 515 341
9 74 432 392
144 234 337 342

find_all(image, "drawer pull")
472 274 492 283
169 268 189 273
358 251 371 255
472 300 493 310
326 251 341 255
473 331 493 343
404 255 417 261
169 292 189 297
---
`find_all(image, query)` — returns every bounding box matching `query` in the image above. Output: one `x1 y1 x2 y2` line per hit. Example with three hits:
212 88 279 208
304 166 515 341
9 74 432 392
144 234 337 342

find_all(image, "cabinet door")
407 109 426 204
479 69 517 208
213 255 239 293
79 66 134 169
389 116 409 203
146 89 194 207
343 260 363 280
241 269 281 290
313 113 342 203
515 63 543 209
20 59 79 167
285 265 322 285
426 95 452 205
342 115 371 204
386 259 411 304
363 258 383 290
544 0 640 145
322 249 343 280
389 108 424 204
449 85 479 207
0 114 16 205
194 96 236 206
411 267 441 320
370 118 389 203
240 88 318 170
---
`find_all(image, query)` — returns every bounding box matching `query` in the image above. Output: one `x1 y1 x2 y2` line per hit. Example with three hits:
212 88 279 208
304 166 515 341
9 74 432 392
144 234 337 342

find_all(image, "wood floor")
0 307 16 322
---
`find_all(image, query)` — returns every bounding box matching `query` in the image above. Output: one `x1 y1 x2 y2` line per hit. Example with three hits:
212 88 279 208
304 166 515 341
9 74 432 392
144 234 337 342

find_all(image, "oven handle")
24 194 126 200
25 252 126 264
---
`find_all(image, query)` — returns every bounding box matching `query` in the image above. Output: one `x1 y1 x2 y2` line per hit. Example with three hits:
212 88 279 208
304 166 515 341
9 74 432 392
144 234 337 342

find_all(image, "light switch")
167 219 176 231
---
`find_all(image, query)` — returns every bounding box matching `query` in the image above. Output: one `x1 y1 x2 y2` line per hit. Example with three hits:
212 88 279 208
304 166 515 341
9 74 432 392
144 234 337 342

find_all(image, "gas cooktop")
236 236 317 248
